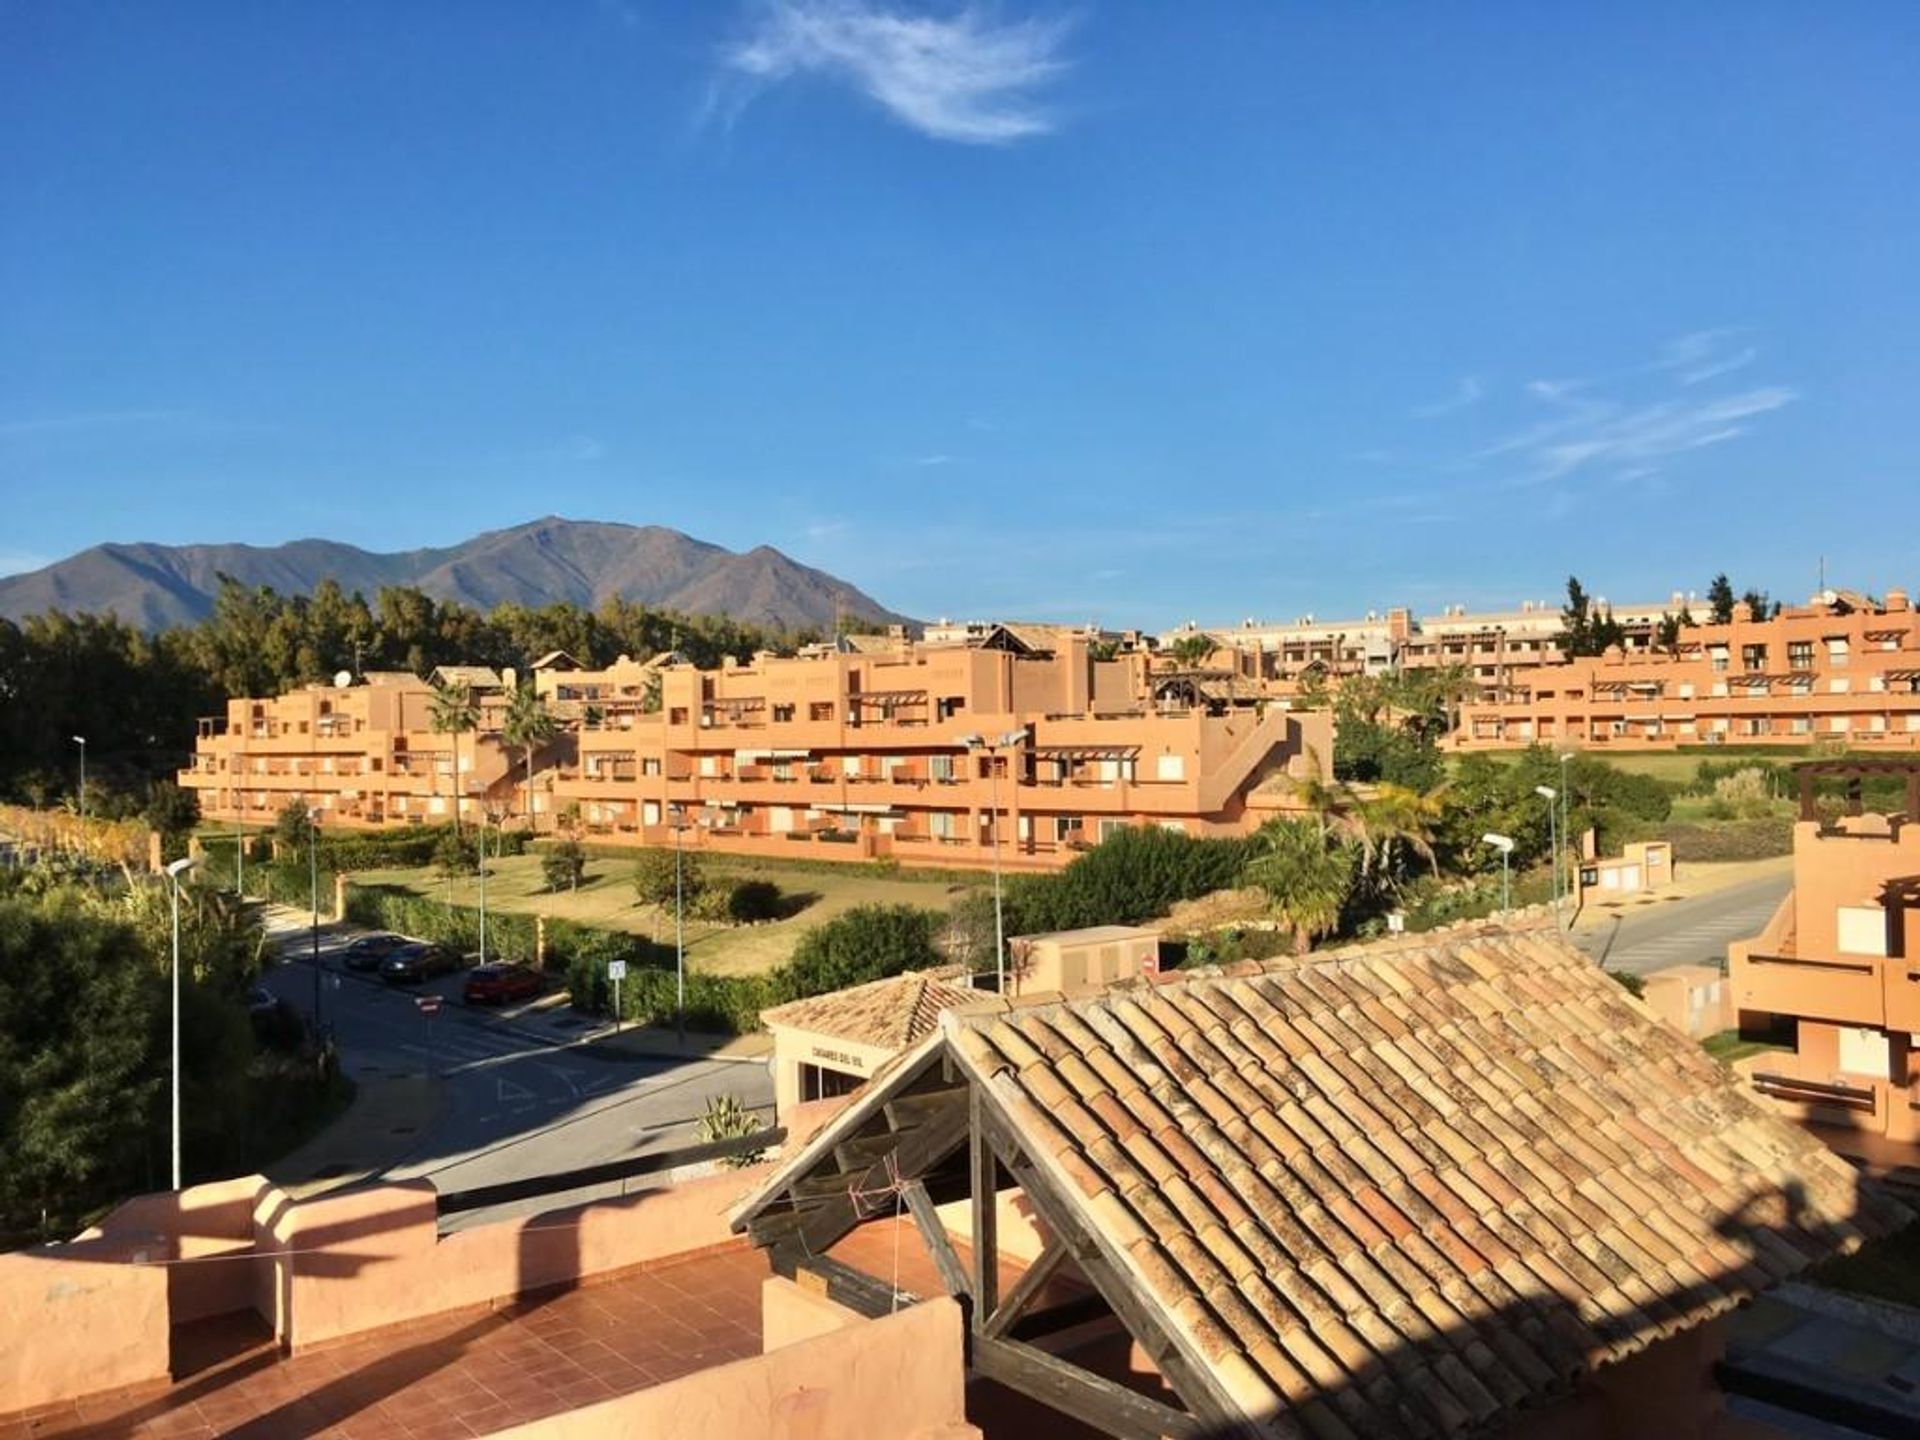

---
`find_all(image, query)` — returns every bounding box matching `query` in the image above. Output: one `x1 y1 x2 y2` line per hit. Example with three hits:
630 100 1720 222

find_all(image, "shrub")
1663 818 1794 862
633 847 699 907
1000 827 1256 935
541 839 587 893
688 877 783 923
697 1094 768 1166
433 829 478 877
773 904 943 1002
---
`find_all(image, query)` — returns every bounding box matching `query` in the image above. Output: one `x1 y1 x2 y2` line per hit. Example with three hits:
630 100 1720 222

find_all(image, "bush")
773 904 943 1002
1663 818 1794 862
541 839 587 893
1000 827 1255 935
688 878 784 924
434 829 478 877
633 847 699 907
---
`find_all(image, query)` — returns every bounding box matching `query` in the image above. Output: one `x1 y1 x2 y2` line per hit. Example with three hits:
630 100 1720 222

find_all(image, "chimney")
1887 588 1910 613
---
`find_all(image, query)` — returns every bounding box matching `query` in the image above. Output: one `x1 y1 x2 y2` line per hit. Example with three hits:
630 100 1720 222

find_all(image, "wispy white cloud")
805 518 849 540
910 452 957 467
1502 385 1797 485
1410 375 1483 419
718 1 1073 144
1653 328 1759 385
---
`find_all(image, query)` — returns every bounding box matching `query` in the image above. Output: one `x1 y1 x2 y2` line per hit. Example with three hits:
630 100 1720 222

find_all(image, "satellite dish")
333 670 353 688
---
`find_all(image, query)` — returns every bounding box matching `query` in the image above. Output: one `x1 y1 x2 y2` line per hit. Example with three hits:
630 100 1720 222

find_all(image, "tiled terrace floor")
2 1245 771 1440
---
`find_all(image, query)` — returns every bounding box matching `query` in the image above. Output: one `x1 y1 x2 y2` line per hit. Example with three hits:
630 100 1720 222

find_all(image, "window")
669 707 689 725
1831 678 1851 694
772 703 795 723
936 696 965 720
809 702 834 722
1056 815 1082 841
1742 644 1766 671
930 754 954 783
929 811 956 839
1788 640 1813 670
642 757 662 776
800 1063 866 1103
1155 754 1186 781
1709 645 1729 673
1827 636 1850 666
1837 1026 1891 1080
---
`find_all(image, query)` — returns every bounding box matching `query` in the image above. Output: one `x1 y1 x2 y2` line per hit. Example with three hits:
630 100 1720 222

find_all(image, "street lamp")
1535 785 1560 929
956 727 1030 994
476 809 489 969
668 803 691 1044
1559 752 1576 920
306 806 324 1035
1482 832 1515 915
164 854 199 1191
71 736 86 821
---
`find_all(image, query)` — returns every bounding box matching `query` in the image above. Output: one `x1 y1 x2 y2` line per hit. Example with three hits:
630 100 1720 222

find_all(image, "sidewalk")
482 993 773 1067
1570 854 1792 933
265 1071 444 1198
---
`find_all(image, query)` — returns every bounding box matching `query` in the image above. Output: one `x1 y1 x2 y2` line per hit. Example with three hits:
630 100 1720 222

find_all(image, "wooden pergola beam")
903 1179 972 1301
984 1236 1068 1339
973 1090 1246 1435
971 1335 1209 1440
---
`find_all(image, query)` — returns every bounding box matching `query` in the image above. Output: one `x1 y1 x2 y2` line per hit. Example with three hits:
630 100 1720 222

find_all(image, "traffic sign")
415 995 443 1017
607 960 628 981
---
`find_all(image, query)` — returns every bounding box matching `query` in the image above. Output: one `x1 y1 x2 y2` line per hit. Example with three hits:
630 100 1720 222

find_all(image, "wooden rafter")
971 1087 1247 1436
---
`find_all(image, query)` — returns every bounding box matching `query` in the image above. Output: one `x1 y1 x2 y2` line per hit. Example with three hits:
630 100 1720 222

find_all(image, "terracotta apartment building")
1187 593 1686 697
1730 758 1920 1156
1451 589 1920 751
181 629 1331 870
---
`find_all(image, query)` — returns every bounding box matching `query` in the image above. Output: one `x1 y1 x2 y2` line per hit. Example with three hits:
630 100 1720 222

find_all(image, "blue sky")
4 2 1917 628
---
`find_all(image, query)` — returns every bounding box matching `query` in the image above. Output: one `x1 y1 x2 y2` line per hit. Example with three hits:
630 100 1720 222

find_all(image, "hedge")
1662 818 1795 862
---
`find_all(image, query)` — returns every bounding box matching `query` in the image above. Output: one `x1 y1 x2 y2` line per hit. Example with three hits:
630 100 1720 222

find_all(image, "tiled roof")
760 970 980 1051
944 924 1906 1440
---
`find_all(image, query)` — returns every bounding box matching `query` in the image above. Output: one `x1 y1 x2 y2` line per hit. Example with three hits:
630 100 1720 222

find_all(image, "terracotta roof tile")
748 923 1906 1440
982 928 1905 1436
765 972 982 1059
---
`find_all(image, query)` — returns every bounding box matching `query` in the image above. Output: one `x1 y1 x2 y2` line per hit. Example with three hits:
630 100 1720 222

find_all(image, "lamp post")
668 804 690 1043
72 736 86 820
164 855 199 1190
1535 785 1560 929
1482 832 1515 915
477 809 489 968
306 806 324 1034
957 727 1030 994
1559 751 1575 917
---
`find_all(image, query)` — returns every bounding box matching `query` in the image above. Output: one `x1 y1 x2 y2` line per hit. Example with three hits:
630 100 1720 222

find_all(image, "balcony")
1731 951 1884 1026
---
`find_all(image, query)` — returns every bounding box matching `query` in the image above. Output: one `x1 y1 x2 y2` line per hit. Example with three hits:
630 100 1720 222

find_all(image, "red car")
463 963 543 1005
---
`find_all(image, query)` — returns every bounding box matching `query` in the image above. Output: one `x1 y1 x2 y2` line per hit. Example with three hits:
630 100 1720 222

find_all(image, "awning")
1033 744 1141 763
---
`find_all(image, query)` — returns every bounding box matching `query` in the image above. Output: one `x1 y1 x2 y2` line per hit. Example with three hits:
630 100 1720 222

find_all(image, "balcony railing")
1734 951 1884 1026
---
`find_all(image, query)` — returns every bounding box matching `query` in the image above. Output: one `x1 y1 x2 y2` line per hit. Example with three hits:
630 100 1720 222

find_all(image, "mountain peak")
0 519 908 632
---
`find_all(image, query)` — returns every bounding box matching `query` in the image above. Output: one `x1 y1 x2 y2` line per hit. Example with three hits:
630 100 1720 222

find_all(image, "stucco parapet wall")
478 1293 971 1440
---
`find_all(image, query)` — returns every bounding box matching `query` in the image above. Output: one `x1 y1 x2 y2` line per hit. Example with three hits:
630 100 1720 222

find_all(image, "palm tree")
428 680 480 833
1356 782 1446 881
503 683 558 834
1166 632 1215 668
1287 748 1366 845
1243 817 1357 954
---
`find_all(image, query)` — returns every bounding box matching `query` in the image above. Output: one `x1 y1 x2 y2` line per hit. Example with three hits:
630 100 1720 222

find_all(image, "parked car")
341 932 409 971
463 962 543 1006
380 942 466 985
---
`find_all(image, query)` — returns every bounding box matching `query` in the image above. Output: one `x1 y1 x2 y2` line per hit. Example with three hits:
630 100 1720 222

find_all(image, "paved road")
1574 871 1792 976
258 917 772 1228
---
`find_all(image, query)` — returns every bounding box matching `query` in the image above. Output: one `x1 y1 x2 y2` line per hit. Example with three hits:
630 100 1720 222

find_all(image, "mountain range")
0 518 907 633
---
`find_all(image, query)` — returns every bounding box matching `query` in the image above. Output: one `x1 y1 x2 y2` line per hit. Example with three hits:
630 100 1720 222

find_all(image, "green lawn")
354 850 982 976
1470 746 1858 787
1701 1030 1787 1065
